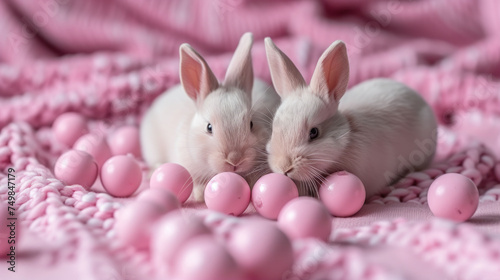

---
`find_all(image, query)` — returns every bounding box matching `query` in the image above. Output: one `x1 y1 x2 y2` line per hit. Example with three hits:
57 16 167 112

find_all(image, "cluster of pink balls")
114 185 295 280
204 170 367 238
53 112 143 197
145 164 366 238
109 162 344 279
106 162 369 279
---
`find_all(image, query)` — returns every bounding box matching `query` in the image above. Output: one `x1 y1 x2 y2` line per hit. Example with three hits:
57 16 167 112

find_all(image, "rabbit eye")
309 127 319 140
207 123 213 134
250 121 254 130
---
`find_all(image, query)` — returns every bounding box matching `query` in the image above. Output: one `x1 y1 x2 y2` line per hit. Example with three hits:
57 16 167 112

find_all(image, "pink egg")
151 211 211 273
101 155 142 197
136 188 181 213
226 219 294 280
278 197 332 242
109 126 141 157
205 172 250 216
73 132 112 167
53 112 88 147
54 149 98 190
114 201 166 249
319 171 366 217
427 173 479 222
174 236 240 280
150 163 193 203
251 173 299 220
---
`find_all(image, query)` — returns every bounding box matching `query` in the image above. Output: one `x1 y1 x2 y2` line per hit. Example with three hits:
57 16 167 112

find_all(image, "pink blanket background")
1 0 500 279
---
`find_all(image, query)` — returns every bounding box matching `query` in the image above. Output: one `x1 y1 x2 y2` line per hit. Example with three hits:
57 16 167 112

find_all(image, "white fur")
141 33 280 201
264 38 437 198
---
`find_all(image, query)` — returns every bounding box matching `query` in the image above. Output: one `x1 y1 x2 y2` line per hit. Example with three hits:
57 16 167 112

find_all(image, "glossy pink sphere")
114 201 166 249
319 171 366 217
226 220 294 280
136 188 181 213
101 155 142 197
205 172 250 216
152 212 211 271
53 112 88 147
174 236 240 280
109 126 141 157
251 173 299 220
150 163 193 203
278 197 332 242
54 149 98 190
73 132 112 167
427 173 479 222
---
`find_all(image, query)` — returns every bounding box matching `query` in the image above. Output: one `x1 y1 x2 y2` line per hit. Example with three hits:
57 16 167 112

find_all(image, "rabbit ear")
179 43 219 101
264 37 306 98
309 40 349 104
224 32 254 95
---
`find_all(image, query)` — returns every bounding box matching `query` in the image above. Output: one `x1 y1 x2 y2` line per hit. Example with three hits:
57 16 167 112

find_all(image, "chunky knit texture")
1 0 500 279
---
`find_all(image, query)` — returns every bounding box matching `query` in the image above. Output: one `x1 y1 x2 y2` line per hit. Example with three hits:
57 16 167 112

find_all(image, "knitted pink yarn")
1 0 500 279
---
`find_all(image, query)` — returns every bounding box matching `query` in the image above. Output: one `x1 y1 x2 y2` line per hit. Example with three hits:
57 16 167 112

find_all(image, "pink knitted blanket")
1 0 500 279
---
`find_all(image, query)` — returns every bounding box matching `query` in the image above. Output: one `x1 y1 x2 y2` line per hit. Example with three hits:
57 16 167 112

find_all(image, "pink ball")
53 112 88 147
136 188 181 213
226 220 294 280
54 149 98 190
278 197 332 242
150 163 193 203
73 132 112 167
205 172 250 216
251 173 299 220
174 236 240 280
101 155 142 197
137 188 181 212
114 201 166 249
152 212 211 272
319 171 366 217
427 173 479 222
109 126 141 158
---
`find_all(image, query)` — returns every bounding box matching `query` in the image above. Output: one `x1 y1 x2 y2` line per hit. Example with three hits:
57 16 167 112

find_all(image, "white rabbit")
264 38 437 198
141 33 280 201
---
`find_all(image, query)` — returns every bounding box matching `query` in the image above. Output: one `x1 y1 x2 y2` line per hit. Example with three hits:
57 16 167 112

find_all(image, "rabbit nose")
283 167 294 177
226 151 243 167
